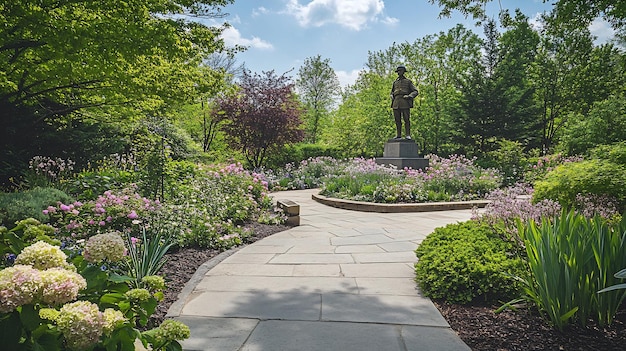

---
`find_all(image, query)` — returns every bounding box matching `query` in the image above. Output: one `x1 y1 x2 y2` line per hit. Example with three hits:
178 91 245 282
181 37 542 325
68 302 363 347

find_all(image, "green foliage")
588 141 626 165
320 71 392 157
296 55 341 143
62 169 136 201
482 139 530 186
456 16 540 155
533 158 626 212
265 143 341 170
558 95 626 155
121 229 175 289
414 221 524 304
1 219 60 265
0 187 73 226
517 211 626 329
599 268 626 293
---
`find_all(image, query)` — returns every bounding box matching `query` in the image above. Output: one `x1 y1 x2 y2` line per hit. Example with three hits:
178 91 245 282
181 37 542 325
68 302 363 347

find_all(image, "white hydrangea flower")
83 232 126 263
15 241 69 270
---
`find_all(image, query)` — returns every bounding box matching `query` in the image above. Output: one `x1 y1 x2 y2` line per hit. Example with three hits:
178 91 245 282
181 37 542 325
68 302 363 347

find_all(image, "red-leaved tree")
217 70 304 168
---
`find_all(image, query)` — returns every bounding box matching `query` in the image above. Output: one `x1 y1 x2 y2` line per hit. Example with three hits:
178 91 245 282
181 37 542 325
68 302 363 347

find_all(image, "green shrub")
265 143 341 170
588 141 626 165
0 187 73 226
558 95 626 156
414 221 524 304
533 159 626 211
61 169 136 200
483 139 530 186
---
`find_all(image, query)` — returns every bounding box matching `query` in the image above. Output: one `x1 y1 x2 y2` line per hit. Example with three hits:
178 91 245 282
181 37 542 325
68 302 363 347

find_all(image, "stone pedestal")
375 139 429 170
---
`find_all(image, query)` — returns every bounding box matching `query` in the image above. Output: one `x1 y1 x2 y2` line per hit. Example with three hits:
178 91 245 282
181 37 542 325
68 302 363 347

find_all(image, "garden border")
312 192 489 213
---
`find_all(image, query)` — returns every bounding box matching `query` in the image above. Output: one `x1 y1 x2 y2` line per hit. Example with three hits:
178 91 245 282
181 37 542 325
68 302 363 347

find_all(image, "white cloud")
221 26 274 50
252 6 269 17
589 17 615 44
285 0 395 31
381 16 399 26
529 12 545 31
336 69 362 88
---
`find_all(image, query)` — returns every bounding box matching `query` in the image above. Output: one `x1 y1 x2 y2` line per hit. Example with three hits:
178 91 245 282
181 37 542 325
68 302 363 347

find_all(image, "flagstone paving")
168 189 473 351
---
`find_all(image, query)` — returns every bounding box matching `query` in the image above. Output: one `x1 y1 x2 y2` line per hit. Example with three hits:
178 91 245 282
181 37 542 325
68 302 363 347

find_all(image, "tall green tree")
216 70 305 169
456 15 540 155
321 71 392 157
407 24 482 154
533 20 596 153
455 20 503 154
296 55 340 143
0 0 231 185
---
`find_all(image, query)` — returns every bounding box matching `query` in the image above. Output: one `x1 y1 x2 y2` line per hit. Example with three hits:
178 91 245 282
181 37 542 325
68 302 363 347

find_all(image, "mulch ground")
153 223 626 350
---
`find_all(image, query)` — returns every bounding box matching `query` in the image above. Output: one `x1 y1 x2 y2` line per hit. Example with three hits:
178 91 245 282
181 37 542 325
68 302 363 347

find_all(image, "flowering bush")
0 236 188 351
266 156 342 190
14 240 73 270
474 184 562 246
523 153 583 184
53 300 108 350
160 163 279 248
0 264 42 312
408 154 502 201
46 186 161 239
83 231 126 263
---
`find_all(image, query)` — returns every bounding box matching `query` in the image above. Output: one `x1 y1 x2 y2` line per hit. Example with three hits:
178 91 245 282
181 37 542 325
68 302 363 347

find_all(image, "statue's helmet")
395 65 407 72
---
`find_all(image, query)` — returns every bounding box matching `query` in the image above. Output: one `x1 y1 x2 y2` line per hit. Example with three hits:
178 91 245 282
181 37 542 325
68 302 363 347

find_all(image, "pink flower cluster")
45 187 161 238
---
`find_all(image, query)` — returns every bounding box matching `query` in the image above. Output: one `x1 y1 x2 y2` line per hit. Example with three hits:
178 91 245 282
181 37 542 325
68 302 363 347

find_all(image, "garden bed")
312 192 489 212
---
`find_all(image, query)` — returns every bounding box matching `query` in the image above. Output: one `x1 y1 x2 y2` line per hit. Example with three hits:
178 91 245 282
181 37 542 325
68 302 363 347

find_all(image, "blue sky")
211 0 616 87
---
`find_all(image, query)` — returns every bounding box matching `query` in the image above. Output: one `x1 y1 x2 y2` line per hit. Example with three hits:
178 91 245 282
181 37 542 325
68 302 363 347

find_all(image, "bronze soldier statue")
390 65 418 140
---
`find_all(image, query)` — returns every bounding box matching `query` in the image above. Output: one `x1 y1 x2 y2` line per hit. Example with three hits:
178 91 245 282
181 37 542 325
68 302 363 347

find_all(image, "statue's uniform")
390 76 418 138
391 78 418 109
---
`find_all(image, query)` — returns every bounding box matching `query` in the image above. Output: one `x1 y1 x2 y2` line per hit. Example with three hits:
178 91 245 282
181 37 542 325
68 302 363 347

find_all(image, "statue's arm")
408 81 419 98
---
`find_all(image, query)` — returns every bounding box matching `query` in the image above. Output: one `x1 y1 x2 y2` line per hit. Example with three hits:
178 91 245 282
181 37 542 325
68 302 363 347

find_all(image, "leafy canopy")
0 0 232 118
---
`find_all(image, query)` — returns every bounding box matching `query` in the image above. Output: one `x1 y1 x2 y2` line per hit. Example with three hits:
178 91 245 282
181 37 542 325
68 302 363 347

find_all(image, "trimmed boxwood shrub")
0 187 73 226
415 220 524 304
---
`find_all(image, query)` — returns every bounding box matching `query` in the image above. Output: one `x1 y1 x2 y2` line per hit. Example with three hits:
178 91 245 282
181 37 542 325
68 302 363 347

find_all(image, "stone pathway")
167 189 473 351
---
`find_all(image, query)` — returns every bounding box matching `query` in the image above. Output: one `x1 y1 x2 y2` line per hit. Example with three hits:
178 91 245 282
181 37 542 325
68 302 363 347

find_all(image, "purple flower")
127 211 138 219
